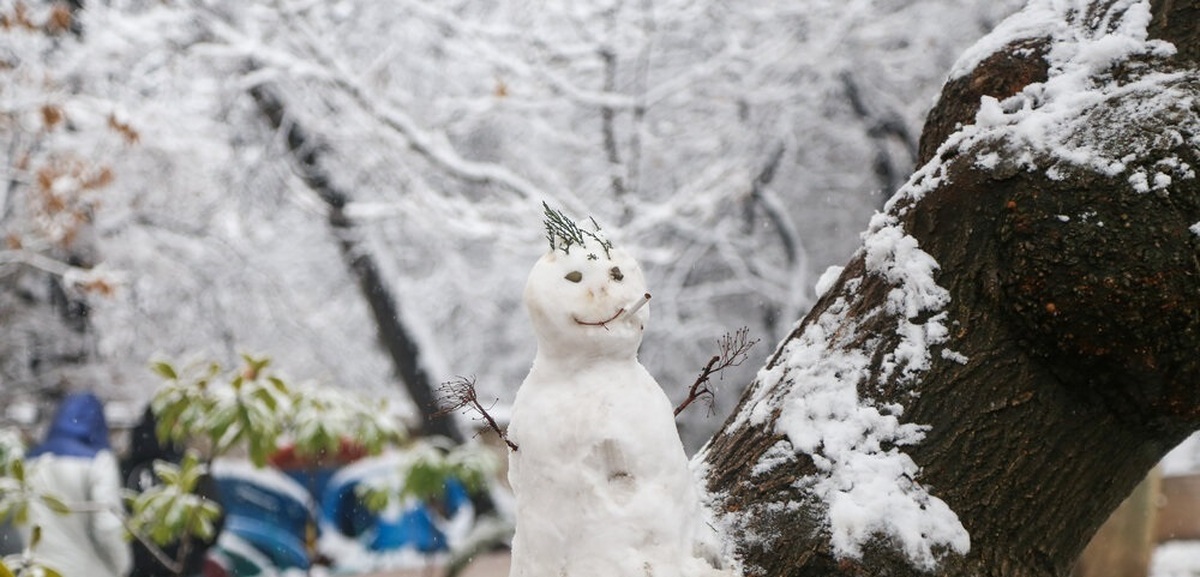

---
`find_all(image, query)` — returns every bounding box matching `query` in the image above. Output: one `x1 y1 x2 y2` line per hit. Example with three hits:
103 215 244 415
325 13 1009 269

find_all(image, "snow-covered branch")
269 9 552 204
0 249 76 277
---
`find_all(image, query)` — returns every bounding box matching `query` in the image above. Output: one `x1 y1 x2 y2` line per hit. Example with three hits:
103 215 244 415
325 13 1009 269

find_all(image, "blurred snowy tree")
0 0 1021 445
0 2 123 400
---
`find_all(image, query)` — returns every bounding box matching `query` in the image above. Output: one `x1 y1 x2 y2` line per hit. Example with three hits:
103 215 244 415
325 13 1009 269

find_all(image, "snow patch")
1154 172 1173 190
815 266 844 299
975 151 1001 170
941 349 969 365
725 211 968 569
863 214 953 384
210 459 313 506
863 216 950 319
948 1 1062 80
751 440 798 477
1151 541 1200 577
940 0 1196 193
763 290 967 568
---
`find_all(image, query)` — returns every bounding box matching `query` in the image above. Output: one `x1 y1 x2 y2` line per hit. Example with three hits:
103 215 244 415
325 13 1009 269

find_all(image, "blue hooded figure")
20 393 132 577
28 393 112 459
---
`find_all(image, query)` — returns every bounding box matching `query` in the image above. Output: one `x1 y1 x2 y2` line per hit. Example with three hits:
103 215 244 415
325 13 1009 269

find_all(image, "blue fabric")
322 475 470 553
369 480 470 552
28 393 111 459
214 473 312 569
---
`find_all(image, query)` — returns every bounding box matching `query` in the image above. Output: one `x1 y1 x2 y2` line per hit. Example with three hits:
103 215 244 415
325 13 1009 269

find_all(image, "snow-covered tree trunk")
700 1 1200 576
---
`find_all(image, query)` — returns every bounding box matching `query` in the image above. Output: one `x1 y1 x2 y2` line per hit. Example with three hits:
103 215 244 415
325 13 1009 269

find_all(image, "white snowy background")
1 0 1024 446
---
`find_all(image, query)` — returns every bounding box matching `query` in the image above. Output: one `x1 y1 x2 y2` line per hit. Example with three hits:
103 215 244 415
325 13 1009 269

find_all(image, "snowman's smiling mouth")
573 308 625 329
571 293 651 329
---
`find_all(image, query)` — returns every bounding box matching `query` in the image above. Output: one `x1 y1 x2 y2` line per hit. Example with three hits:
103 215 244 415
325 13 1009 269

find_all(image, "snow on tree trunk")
699 0 1200 576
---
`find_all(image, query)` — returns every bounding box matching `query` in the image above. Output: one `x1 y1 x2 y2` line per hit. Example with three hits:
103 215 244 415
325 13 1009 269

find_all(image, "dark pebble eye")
565 271 583 283
610 267 624 281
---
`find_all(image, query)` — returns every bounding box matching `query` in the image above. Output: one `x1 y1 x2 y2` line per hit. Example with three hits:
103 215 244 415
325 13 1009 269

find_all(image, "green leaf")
248 435 273 468
39 495 71 515
199 500 222 520
358 486 391 513
192 516 215 541
240 355 271 381
0 558 15 577
403 462 448 502
153 460 181 486
252 387 278 412
10 460 23 484
43 566 64 577
151 362 179 381
155 402 186 440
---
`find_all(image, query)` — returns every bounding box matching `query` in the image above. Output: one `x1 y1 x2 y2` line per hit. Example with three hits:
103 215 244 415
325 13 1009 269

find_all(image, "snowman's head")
524 208 649 362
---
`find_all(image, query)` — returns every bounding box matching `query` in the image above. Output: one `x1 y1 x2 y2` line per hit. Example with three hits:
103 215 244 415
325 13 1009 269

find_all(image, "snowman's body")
508 227 722 577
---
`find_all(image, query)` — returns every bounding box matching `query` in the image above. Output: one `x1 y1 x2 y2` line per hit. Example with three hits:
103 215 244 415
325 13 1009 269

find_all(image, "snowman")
507 205 728 577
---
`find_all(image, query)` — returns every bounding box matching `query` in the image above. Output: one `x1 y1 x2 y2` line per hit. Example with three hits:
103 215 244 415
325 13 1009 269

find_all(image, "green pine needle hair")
542 202 613 259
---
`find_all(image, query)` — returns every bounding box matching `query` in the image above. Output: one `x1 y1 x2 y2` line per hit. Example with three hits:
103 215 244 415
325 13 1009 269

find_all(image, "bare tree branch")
436 376 518 452
0 249 78 277
675 327 758 417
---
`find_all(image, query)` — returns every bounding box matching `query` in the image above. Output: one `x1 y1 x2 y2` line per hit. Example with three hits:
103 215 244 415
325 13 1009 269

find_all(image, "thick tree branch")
702 1 1200 576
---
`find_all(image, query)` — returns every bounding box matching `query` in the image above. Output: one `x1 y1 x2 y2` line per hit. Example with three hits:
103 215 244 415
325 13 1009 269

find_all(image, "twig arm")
435 377 519 451
674 327 759 417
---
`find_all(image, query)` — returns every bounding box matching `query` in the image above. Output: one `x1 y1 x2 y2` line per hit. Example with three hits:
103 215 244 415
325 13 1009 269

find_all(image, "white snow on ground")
1123 436 1200 577
1152 542 1200 577
706 0 1197 570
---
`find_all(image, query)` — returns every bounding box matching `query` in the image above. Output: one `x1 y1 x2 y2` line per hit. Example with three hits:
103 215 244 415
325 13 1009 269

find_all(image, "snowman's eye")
565 271 583 283
610 267 624 281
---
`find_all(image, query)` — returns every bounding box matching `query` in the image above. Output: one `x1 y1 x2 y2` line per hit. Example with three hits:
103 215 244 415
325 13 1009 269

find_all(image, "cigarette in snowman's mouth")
622 293 651 318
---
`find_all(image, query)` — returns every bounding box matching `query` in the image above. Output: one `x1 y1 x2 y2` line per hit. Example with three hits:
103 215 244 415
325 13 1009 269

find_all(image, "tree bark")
249 83 463 443
701 1 1200 576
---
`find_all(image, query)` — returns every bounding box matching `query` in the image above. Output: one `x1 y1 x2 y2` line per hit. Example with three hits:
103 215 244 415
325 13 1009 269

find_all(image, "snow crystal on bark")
941 0 1195 192
722 206 968 569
